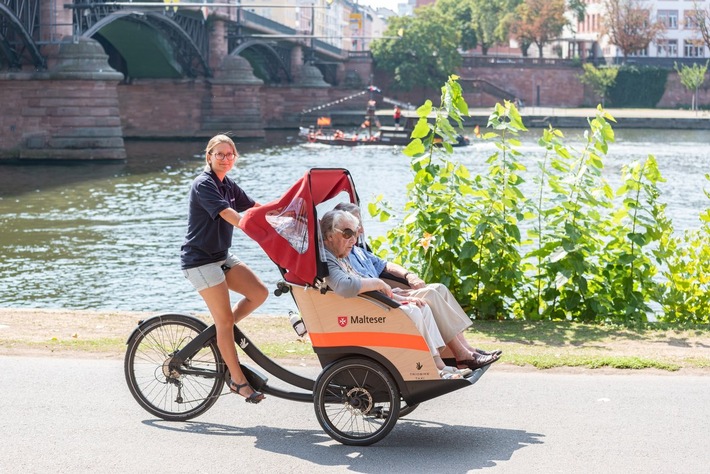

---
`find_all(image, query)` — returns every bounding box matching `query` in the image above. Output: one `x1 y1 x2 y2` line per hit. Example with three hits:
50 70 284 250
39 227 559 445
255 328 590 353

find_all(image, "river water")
1 128 709 316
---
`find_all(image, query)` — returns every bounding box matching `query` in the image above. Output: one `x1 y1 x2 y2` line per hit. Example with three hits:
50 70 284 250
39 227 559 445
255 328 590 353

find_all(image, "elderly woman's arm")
324 249 392 298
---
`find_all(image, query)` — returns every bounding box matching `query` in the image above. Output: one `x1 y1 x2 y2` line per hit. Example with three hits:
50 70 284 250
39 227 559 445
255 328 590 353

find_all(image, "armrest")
359 290 400 309
379 270 410 290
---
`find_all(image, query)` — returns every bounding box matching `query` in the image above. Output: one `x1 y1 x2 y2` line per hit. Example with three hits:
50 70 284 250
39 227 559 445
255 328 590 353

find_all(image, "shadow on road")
143 418 544 471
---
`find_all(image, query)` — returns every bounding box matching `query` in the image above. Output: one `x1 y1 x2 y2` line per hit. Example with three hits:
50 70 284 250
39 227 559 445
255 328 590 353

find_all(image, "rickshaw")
124 168 490 446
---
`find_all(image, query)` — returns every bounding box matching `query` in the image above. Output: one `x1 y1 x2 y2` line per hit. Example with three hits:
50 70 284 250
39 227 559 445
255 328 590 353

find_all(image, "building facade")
570 0 709 62
238 0 392 52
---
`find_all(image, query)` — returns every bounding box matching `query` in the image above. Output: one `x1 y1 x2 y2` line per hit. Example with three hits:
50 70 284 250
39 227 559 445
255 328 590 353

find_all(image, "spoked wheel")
124 314 224 421
314 358 400 446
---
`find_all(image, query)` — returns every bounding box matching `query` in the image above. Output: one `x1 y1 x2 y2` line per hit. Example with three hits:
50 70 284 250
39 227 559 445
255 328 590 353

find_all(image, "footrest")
241 364 269 392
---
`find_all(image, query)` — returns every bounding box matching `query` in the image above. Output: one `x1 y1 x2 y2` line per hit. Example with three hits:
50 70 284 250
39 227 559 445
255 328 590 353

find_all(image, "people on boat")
320 209 473 379
361 99 381 129
393 105 402 130
181 134 268 404
333 202 502 371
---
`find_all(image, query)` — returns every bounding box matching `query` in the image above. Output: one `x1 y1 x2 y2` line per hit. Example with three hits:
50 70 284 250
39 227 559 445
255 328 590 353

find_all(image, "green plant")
369 76 710 326
523 107 617 321
657 174 710 324
597 156 669 324
370 76 477 303
607 65 668 107
579 63 618 106
371 77 529 319
674 60 709 112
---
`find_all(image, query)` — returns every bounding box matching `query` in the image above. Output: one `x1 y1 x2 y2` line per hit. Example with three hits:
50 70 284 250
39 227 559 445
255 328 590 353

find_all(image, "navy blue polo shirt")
181 170 255 269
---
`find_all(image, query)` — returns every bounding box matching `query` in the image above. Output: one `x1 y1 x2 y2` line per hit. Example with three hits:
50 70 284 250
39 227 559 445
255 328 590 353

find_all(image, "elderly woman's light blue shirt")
348 245 386 279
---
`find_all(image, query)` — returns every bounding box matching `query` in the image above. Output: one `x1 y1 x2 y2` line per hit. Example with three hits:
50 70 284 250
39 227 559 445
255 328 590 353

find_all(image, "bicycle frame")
131 314 317 403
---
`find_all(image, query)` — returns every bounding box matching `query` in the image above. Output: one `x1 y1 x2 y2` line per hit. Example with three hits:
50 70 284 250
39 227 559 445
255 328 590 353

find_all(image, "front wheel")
124 314 223 421
313 358 400 446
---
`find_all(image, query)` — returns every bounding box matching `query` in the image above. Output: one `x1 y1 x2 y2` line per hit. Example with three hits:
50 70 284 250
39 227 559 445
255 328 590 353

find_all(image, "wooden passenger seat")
285 280 440 382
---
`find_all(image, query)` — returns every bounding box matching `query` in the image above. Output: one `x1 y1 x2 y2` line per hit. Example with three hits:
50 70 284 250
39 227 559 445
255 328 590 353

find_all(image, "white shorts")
183 254 242 292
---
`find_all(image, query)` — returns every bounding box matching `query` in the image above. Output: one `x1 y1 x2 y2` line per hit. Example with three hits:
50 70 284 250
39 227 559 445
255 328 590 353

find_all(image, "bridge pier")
0 1 375 160
0 36 126 161
201 17 264 138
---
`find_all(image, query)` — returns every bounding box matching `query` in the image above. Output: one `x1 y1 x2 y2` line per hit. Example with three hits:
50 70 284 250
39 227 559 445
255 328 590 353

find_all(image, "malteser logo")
338 315 388 326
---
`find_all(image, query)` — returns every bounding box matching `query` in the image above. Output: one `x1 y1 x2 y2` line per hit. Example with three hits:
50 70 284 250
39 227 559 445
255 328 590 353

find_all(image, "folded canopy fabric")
240 168 359 285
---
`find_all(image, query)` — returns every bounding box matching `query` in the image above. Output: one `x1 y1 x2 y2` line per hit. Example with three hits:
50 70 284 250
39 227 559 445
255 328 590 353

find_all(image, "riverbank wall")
3 50 710 162
318 107 710 131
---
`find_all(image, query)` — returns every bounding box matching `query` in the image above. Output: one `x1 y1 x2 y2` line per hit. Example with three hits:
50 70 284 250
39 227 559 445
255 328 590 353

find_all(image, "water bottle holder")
291 320 307 337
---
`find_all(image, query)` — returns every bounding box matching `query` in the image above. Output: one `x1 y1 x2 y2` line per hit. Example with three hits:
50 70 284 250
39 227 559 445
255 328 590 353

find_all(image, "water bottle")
289 311 307 337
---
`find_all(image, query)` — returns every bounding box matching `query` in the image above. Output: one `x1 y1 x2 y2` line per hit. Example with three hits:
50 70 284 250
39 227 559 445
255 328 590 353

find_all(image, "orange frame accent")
309 331 430 352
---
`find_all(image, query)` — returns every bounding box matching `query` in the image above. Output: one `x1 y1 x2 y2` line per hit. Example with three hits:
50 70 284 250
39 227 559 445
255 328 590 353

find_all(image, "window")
657 39 678 57
684 40 706 57
630 47 648 57
657 10 679 29
684 10 701 29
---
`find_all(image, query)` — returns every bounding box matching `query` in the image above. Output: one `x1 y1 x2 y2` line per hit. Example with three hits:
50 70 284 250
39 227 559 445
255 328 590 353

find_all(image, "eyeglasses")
210 152 238 161
334 227 357 239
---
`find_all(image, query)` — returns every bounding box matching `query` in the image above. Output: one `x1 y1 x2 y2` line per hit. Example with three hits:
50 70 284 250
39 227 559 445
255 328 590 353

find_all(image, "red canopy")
240 168 359 285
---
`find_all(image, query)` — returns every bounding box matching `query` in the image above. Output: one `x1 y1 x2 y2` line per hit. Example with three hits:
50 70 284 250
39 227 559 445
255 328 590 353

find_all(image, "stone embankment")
323 106 710 130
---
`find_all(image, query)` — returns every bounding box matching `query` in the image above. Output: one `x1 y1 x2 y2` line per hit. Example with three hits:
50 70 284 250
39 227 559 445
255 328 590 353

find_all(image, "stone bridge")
0 0 374 160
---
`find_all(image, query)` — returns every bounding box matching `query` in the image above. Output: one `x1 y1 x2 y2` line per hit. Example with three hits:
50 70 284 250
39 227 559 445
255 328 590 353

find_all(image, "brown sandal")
456 352 501 370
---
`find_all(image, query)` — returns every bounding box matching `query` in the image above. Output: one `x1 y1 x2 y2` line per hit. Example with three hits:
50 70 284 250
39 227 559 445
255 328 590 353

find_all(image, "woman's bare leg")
447 334 476 361
224 263 268 324
199 282 261 401
455 333 478 354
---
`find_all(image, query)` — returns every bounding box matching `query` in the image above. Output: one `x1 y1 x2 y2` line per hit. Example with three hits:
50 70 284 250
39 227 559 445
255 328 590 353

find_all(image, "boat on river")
304 110 470 147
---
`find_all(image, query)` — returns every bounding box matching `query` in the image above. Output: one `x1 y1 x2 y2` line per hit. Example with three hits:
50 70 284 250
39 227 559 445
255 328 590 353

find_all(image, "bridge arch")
0 2 44 70
232 40 291 84
82 10 210 80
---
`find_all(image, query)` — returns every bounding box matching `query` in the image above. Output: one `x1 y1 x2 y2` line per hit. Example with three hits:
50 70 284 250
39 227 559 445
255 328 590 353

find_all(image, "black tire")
399 402 419 418
124 314 223 421
313 358 400 446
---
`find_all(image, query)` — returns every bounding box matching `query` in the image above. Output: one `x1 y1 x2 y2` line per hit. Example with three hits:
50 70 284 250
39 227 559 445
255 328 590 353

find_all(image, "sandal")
439 365 471 378
439 369 462 380
457 352 500 371
476 348 503 357
229 379 265 404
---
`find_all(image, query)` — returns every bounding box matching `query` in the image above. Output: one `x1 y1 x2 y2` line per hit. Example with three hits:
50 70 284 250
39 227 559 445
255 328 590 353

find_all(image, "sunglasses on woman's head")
334 227 357 239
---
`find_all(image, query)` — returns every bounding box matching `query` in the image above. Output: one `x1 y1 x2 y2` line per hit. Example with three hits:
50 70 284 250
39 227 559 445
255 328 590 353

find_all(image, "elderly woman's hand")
392 294 426 307
405 273 426 289
406 296 426 307
377 279 393 298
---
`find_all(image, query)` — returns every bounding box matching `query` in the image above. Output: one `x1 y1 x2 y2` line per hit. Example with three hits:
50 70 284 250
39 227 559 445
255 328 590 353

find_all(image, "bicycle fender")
125 313 208 344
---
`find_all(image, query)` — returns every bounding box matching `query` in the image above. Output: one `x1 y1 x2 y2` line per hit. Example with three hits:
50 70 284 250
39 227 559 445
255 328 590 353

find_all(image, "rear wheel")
314 358 400 446
124 314 223 421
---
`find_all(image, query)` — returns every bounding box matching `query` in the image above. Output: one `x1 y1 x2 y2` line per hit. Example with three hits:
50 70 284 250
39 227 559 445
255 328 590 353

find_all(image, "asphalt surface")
1 356 708 473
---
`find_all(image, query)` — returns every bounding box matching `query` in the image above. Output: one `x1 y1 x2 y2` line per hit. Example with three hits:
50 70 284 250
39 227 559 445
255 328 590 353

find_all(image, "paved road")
1 356 707 473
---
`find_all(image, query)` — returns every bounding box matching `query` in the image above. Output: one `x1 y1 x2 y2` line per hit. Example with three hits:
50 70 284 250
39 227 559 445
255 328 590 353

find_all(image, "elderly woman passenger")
320 210 468 379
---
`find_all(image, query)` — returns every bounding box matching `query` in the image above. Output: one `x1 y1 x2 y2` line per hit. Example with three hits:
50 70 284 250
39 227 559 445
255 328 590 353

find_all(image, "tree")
473 0 518 55
568 0 587 25
602 0 666 61
436 0 521 55
435 0 479 51
579 63 619 106
370 9 461 91
674 60 709 112
509 0 569 58
689 2 710 51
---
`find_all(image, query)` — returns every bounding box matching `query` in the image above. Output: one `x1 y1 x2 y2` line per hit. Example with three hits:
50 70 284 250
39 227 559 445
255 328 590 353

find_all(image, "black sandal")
476 348 503 357
229 379 265 404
